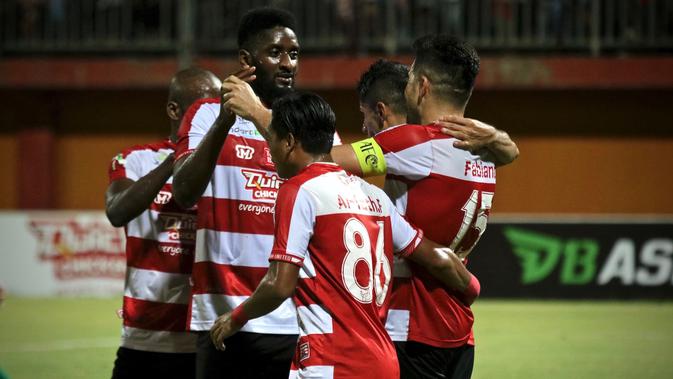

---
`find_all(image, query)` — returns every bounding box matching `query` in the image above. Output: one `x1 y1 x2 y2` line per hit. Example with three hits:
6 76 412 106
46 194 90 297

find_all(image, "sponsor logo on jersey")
235 145 255 160
159 212 197 242
111 153 126 171
299 342 310 361
230 126 262 138
29 218 126 280
263 147 274 166
241 169 283 200
154 190 172 205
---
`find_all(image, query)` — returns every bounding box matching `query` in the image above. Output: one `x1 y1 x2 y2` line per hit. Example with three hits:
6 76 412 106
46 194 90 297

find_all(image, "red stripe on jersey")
374 123 450 154
126 237 195 274
191 261 267 296
197 198 274 234
123 296 189 332
216 135 276 171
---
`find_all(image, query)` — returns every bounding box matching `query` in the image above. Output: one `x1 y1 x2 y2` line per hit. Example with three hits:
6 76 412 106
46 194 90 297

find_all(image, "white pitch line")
0 338 119 353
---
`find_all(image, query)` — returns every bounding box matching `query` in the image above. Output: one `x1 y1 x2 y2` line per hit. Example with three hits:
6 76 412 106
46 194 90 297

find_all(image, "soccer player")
338 36 512 379
210 91 480 379
171 8 340 379
105 67 221 379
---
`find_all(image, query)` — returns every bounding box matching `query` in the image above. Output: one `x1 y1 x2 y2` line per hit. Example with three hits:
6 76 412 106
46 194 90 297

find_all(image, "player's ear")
239 49 253 68
166 101 180 121
419 76 430 102
285 132 297 153
375 102 387 130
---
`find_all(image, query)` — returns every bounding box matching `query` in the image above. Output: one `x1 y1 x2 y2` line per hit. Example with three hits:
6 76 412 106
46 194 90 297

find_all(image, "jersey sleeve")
108 150 141 183
373 124 434 180
175 99 220 161
387 196 423 258
269 184 316 267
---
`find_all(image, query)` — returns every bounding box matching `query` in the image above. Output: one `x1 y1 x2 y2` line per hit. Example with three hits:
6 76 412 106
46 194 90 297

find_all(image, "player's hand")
435 116 497 154
221 67 266 121
216 67 257 124
210 312 241 351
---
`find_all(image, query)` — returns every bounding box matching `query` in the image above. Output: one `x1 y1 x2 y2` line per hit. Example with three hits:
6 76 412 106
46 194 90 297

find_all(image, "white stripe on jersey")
297 304 334 336
289 366 335 379
384 309 410 342
124 267 191 304
194 229 274 267
190 294 298 333
383 142 433 180
120 326 196 353
431 139 496 184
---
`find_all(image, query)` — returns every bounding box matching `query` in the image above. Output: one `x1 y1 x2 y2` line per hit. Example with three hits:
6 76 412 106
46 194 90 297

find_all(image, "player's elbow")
105 207 127 228
173 189 197 209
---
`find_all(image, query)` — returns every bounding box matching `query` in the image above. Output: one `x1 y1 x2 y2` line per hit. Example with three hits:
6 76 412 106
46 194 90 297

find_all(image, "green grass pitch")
1 298 672 378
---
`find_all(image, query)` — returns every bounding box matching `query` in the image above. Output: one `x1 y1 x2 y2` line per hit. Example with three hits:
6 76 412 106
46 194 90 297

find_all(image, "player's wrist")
230 305 250 327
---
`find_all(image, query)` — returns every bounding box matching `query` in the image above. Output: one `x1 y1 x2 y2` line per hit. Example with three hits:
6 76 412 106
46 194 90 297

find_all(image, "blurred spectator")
19 0 43 39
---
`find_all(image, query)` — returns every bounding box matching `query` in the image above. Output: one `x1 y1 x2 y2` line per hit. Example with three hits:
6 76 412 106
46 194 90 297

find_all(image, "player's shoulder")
116 139 173 159
374 123 445 152
182 97 221 124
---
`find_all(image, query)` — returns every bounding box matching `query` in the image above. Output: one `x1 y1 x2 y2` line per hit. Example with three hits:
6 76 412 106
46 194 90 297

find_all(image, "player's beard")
250 64 295 106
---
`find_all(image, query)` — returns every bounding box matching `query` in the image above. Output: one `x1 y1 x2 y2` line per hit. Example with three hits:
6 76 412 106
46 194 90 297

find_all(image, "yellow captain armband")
351 138 387 177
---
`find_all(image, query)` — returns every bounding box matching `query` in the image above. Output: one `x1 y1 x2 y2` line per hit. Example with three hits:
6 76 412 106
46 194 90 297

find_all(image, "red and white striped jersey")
108 140 197 353
176 98 342 333
271 163 422 379
375 123 496 348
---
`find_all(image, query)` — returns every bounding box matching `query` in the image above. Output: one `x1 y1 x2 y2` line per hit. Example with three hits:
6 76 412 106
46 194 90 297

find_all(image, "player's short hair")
412 34 480 107
237 7 297 50
271 92 335 155
357 59 409 116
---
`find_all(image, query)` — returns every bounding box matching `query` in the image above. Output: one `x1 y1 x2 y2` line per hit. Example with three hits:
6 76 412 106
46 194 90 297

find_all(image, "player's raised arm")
210 261 299 349
105 153 175 227
172 67 256 208
436 115 519 166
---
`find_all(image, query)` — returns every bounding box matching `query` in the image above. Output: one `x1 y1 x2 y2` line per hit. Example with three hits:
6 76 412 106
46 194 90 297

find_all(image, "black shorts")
395 341 474 379
195 331 298 379
111 346 196 379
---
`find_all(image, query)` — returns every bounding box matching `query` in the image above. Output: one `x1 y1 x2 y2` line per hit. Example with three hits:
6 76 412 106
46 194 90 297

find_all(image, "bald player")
105 68 221 379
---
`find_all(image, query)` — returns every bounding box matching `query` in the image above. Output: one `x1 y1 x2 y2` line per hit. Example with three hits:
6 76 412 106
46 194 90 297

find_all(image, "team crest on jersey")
154 190 172 205
240 169 283 200
263 147 274 166
111 153 126 170
235 145 255 160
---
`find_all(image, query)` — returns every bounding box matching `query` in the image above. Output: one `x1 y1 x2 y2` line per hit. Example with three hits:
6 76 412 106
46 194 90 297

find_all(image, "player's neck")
420 101 464 125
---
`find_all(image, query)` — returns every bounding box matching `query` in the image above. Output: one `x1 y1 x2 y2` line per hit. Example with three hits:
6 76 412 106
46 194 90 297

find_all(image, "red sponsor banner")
29 216 126 281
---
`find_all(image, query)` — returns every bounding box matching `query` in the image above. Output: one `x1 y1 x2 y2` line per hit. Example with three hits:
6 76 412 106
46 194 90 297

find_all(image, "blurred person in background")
170 8 336 379
105 67 221 379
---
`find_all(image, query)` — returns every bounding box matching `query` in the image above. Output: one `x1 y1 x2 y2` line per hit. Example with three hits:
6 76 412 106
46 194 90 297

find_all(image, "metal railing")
1 0 672 57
